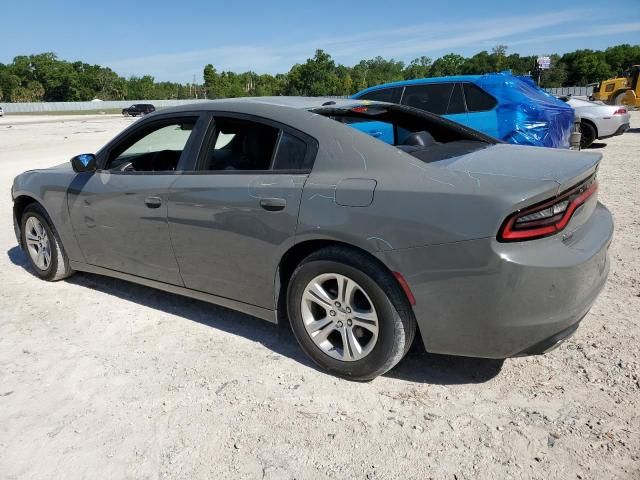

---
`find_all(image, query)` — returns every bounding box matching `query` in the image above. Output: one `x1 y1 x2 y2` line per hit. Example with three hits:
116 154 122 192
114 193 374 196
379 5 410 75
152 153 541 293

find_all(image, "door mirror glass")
71 153 97 173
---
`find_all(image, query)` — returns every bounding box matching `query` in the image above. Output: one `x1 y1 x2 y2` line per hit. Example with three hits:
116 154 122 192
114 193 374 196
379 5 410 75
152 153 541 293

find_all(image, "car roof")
354 75 486 96
154 97 375 115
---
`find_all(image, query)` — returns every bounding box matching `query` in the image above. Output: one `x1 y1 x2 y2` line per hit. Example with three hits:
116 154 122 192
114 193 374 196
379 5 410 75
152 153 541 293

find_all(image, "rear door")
167 113 317 309
461 82 499 138
401 82 469 126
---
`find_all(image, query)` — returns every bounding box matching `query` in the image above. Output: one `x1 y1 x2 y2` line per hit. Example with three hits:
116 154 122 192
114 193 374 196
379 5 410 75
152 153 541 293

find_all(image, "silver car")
11 98 613 380
561 96 630 148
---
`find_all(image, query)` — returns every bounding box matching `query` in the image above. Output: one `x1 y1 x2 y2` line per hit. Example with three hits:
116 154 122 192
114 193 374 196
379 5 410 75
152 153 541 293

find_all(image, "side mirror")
71 153 97 173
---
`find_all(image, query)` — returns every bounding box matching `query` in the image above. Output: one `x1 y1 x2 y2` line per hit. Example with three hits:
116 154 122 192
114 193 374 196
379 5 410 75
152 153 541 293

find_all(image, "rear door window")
462 83 497 112
402 83 454 115
199 116 316 172
447 83 466 114
358 87 402 104
272 132 311 170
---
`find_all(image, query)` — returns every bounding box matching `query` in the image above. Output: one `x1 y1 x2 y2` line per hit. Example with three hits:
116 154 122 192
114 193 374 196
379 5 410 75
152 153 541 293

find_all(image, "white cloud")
106 8 628 82
502 22 640 47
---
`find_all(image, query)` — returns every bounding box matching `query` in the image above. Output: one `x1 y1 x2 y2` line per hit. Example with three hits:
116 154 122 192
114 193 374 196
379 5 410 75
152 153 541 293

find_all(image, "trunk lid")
437 143 601 194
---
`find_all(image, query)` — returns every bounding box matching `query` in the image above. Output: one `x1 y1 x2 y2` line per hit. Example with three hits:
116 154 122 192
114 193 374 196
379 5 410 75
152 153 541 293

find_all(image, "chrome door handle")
144 196 162 208
259 198 286 211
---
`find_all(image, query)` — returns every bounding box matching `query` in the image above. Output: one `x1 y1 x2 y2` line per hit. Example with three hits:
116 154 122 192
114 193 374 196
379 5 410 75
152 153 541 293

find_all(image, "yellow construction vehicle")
591 65 640 107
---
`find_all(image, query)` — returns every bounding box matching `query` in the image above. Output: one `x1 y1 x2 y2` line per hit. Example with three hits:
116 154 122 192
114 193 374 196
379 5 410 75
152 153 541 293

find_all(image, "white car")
560 96 630 148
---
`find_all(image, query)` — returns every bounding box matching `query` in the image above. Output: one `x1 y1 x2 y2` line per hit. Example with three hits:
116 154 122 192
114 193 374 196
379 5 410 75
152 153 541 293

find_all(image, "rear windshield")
312 104 494 163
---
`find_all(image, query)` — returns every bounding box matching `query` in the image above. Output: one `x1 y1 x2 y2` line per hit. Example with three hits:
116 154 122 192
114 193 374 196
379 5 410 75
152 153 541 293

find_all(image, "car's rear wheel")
580 121 596 149
287 247 416 381
21 204 74 281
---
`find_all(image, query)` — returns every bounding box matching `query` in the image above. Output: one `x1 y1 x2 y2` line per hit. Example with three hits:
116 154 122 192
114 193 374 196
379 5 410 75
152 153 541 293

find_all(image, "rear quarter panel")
296 128 560 253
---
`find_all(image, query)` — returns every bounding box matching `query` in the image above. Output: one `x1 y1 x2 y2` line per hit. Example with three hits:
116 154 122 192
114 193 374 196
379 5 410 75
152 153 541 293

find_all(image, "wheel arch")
13 194 47 248
580 118 598 139
275 239 416 326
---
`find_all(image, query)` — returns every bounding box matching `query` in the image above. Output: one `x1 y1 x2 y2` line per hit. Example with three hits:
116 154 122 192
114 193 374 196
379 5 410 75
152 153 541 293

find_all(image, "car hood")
437 144 601 193
27 161 74 173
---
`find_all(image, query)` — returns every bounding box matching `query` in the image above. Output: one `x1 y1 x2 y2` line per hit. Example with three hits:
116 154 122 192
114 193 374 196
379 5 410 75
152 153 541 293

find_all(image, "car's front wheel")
21 204 74 281
287 247 416 381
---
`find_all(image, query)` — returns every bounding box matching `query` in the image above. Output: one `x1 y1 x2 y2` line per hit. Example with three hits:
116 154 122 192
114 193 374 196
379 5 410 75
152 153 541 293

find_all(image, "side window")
447 83 466 114
402 83 454 115
272 132 309 170
107 119 196 172
463 83 497 112
358 87 402 104
605 83 615 92
203 117 280 171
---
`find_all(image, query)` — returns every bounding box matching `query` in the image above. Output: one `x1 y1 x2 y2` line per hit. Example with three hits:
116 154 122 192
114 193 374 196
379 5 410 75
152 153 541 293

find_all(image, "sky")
1 0 639 82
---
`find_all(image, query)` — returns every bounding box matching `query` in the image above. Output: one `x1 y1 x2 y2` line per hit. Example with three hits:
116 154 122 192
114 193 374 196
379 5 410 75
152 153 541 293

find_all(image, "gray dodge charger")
11 97 613 380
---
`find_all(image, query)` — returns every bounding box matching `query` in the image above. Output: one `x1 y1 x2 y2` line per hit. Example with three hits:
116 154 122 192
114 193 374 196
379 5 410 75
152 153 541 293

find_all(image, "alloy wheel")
24 216 51 271
301 273 379 361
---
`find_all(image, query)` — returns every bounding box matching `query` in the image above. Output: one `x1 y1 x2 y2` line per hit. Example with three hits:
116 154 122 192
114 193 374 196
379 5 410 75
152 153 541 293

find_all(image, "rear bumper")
377 202 613 358
597 115 630 139
611 123 629 137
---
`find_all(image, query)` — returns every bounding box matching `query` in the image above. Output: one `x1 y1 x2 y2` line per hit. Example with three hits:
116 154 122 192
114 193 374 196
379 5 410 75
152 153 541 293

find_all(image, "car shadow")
626 127 640 134
586 142 607 149
7 246 503 385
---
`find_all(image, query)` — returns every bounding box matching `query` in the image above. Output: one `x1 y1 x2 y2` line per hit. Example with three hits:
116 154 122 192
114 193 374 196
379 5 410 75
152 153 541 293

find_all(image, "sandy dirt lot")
0 113 638 479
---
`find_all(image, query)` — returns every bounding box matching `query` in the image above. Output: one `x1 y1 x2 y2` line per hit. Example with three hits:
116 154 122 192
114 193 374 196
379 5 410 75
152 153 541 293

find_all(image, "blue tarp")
475 73 574 148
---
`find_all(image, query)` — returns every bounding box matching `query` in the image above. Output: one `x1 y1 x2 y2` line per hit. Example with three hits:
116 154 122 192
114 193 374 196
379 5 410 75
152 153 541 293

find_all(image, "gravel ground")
0 113 638 480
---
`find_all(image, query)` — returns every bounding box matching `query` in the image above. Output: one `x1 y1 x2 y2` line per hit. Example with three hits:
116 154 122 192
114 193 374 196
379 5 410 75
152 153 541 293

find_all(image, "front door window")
107 119 197 172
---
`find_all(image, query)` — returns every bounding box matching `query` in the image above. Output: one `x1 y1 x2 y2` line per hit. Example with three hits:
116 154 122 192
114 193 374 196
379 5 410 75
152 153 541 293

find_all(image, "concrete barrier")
1 99 211 114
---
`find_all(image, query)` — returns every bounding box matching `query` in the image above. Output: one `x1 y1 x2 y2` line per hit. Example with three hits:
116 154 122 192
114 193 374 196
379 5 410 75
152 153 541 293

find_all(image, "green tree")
1 43 639 102
286 50 341 96
126 75 156 99
461 51 493 74
11 80 45 102
491 44 508 72
430 53 465 76
603 44 640 77
403 56 432 79
561 49 612 84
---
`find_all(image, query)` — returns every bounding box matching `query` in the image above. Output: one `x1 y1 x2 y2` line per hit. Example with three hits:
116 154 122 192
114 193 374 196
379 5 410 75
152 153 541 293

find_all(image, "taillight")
613 107 627 115
498 178 598 242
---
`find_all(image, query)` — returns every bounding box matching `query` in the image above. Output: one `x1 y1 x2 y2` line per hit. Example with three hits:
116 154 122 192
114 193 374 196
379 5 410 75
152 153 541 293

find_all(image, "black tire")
20 203 74 281
614 91 627 106
287 246 416 381
580 121 596 149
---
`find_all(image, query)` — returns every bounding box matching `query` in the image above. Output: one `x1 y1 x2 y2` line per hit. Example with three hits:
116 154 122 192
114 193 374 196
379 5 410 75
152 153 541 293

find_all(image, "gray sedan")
11 98 613 380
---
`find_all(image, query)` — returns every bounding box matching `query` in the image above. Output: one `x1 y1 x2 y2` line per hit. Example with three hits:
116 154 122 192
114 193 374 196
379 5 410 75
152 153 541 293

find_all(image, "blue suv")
352 73 574 148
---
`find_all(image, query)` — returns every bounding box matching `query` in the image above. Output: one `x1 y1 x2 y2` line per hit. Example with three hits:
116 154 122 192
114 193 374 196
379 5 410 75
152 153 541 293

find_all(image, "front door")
68 114 205 284
168 114 317 309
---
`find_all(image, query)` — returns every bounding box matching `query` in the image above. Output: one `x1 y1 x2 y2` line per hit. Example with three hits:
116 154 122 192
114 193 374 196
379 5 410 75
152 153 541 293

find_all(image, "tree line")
1 44 638 103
